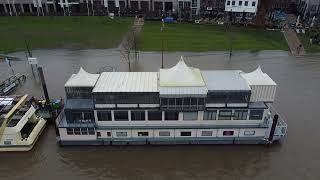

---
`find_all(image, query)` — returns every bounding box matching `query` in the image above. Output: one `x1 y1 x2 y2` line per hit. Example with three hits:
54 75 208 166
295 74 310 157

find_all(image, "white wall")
59 128 96 141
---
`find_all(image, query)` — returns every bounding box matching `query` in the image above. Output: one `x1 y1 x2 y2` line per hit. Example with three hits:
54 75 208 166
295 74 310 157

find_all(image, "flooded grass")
139 21 288 52
298 34 320 54
0 16 133 53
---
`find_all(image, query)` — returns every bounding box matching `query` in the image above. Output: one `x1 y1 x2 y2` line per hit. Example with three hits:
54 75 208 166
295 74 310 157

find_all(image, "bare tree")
120 28 139 72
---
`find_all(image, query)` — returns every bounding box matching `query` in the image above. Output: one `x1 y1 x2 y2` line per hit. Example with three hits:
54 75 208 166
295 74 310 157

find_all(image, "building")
56 57 287 146
296 0 320 18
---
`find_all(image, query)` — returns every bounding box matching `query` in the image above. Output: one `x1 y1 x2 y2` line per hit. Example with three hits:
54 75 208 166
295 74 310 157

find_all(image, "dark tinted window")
234 110 248 120
114 111 128 121
131 111 145 121
249 110 264 120
97 111 112 121
180 131 192 136
165 111 179 120
218 110 232 120
148 111 162 121
203 110 217 120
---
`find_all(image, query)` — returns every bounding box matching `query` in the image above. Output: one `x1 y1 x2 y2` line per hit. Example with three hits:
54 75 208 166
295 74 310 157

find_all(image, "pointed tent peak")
159 56 205 87
65 67 100 87
240 65 276 86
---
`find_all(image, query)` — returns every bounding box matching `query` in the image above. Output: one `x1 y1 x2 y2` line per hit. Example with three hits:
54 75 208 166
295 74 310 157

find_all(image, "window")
227 0 230 5
244 1 248 6
239 1 242 6
107 132 111 137
71 112 82 121
159 131 170 136
67 128 73 135
83 112 94 121
218 110 232 120
148 111 162 121
88 128 95 135
176 98 183 106
97 111 112 121
223 131 234 136
161 98 168 106
232 1 235 5
244 130 255 136
249 110 264 120
203 110 217 120
114 111 128 121
97 132 101 137
183 112 198 120
80 128 88 135
116 132 127 137
252 1 256 6
180 131 192 136
168 98 175 106
183 98 191 106
201 131 213 136
190 98 197 106
234 110 248 120
74 128 81 135
165 111 179 120
131 111 145 121
138 132 149 136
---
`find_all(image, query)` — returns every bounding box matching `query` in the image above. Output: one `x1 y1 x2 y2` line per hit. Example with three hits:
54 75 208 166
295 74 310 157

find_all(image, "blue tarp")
164 17 174 23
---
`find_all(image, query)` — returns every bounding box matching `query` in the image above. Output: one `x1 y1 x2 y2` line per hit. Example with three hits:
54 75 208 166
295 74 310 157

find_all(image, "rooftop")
241 66 277 86
202 70 251 92
93 72 158 93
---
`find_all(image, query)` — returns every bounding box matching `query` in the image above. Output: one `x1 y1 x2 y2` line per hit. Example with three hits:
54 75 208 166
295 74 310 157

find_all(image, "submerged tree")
120 27 139 72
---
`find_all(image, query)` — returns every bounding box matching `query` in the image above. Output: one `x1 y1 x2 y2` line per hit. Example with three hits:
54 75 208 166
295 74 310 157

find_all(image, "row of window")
66 127 95 135
106 130 256 137
226 0 256 7
97 109 264 121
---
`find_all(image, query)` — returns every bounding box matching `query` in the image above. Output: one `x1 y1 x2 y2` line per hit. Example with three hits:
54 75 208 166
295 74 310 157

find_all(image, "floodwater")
0 49 320 180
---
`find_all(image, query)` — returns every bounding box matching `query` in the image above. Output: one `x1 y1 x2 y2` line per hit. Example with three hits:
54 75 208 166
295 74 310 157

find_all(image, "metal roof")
201 70 251 91
93 72 158 93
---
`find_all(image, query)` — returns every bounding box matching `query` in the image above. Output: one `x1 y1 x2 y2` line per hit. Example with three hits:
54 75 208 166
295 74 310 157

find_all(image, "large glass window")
201 131 213 136
131 111 145 121
66 128 73 135
74 128 81 135
223 131 234 136
183 112 198 120
249 110 264 120
159 131 170 136
116 131 127 137
148 111 162 121
114 111 129 121
234 110 248 120
165 111 179 120
97 111 112 121
239 1 242 6
138 132 149 136
88 128 95 135
218 110 232 120
203 110 217 120
180 131 192 136
80 128 88 135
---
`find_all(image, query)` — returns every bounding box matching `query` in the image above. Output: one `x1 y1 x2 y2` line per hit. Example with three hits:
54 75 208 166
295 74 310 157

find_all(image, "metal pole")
268 114 279 143
37 66 51 106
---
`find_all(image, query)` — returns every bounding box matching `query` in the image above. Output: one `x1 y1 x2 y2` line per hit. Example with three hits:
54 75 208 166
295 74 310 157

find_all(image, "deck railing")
268 105 288 136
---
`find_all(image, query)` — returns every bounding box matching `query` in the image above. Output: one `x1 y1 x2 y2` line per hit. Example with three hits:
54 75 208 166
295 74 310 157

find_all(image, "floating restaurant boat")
56 57 287 146
0 95 46 151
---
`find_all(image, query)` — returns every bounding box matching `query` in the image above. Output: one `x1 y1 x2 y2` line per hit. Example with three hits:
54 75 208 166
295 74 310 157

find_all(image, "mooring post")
268 114 279 144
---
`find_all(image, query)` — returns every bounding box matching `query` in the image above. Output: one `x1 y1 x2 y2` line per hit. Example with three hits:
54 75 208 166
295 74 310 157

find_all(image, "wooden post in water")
268 114 279 144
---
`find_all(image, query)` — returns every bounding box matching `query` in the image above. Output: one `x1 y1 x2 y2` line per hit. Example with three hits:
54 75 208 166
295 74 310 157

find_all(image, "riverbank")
138 21 289 52
0 16 133 53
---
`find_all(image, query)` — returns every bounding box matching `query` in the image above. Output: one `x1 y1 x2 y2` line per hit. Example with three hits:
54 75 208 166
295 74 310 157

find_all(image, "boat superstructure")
0 95 46 151
56 57 287 146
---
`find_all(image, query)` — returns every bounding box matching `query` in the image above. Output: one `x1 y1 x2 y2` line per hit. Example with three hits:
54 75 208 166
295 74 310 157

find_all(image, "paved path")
283 14 306 56
118 17 144 49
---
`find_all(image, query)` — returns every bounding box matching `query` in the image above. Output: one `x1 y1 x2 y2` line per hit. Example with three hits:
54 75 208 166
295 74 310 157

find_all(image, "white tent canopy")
64 67 100 87
160 56 205 87
240 66 276 86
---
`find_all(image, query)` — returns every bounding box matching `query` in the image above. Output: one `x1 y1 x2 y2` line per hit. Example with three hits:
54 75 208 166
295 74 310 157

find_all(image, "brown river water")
0 49 319 180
